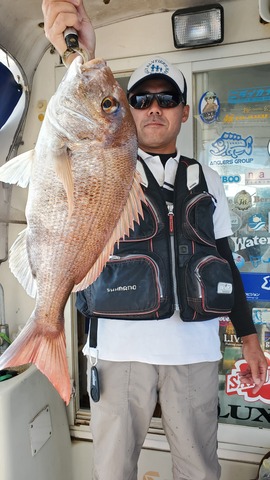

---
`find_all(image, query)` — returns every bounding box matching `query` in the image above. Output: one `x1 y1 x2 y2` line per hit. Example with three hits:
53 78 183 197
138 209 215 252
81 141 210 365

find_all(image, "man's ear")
182 104 190 123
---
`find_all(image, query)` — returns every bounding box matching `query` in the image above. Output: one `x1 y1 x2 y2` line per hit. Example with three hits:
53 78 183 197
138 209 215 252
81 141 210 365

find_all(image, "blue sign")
228 86 270 104
210 132 253 159
241 272 270 302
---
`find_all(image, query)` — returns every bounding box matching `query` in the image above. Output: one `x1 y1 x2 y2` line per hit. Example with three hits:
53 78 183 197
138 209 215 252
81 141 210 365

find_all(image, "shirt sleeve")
202 164 233 240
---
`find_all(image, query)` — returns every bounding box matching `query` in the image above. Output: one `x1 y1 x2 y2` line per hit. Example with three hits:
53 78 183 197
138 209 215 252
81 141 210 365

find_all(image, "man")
42 2 267 479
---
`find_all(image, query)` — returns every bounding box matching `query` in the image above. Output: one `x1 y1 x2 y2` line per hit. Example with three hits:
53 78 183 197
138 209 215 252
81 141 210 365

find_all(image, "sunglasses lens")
129 94 152 109
157 93 181 108
129 92 183 109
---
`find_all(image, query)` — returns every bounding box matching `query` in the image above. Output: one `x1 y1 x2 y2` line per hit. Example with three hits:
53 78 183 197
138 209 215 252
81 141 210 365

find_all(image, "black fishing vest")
76 156 234 323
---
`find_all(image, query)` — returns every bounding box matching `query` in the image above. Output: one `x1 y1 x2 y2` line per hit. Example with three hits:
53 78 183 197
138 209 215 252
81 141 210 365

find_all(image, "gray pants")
87 360 221 480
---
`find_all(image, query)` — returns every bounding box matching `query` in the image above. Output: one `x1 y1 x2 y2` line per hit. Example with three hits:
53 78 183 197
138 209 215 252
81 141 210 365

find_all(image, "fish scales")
0 57 145 404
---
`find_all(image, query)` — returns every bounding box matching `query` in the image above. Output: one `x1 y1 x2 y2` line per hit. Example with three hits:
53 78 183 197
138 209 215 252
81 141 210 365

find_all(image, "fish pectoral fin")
9 228 37 298
73 170 145 291
0 317 71 405
0 149 34 187
54 149 74 216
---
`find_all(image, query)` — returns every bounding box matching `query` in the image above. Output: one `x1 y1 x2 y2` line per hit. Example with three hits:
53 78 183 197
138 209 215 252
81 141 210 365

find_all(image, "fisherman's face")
129 79 190 154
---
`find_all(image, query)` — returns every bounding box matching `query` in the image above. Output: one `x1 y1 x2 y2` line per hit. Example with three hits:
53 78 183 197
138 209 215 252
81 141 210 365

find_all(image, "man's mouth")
144 120 165 127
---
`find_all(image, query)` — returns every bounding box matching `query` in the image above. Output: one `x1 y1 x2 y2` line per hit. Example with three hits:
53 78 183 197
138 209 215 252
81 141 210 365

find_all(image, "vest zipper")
168 204 179 310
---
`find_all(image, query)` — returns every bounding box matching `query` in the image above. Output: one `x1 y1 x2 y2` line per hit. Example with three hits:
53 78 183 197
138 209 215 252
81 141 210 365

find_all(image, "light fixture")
172 4 224 49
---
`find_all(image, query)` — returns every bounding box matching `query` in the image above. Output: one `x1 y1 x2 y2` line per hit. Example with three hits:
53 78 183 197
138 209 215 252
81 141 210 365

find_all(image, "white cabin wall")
94 0 270 62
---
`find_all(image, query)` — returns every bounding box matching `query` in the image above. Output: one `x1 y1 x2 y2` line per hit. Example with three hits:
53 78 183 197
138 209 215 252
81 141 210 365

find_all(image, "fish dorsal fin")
54 149 74 217
73 170 145 292
0 149 34 187
9 228 37 298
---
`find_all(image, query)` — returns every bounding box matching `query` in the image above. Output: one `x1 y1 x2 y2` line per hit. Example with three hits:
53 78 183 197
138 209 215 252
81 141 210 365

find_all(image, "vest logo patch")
106 285 137 293
217 282 233 294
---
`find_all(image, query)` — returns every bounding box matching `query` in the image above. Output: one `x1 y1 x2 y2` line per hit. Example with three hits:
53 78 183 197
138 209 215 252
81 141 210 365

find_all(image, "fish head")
49 57 137 149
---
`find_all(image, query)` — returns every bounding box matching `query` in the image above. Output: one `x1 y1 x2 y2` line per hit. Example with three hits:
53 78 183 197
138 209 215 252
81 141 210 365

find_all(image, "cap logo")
144 59 170 76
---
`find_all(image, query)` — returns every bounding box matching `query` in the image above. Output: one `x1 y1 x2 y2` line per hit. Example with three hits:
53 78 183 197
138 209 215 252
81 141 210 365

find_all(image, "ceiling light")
172 4 224 49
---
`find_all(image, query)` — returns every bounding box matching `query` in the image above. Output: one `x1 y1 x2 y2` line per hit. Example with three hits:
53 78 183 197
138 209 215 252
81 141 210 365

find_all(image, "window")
194 64 270 429
0 49 28 262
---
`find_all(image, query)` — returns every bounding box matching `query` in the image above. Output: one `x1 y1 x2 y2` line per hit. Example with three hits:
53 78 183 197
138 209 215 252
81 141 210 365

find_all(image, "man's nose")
148 98 162 114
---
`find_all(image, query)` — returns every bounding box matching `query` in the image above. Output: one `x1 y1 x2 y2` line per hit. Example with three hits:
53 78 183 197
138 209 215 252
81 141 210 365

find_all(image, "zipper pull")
168 204 174 234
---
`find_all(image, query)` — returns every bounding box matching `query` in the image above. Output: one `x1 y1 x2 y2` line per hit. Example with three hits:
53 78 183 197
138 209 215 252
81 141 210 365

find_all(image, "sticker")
246 168 270 185
252 308 270 325
241 272 270 301
262 275 270 290
228 86 270 104
225 352 270 404
232 252 245 269
199 91 220 124
230 211 242 233
248 214 267 232
221 174 242 184
223 111 270 125
233 190 252 211
245 239 263 268
210 132 253 159
230 234 270 254
253 194 270 204
265 331 270 350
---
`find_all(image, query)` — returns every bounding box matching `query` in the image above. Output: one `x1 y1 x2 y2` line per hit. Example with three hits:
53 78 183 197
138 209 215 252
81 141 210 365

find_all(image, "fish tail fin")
0 319 71 405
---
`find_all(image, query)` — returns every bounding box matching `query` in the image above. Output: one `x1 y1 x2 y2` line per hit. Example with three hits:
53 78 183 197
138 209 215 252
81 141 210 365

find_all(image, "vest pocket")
182 192 216 246
185 253 234 318
87 254 163 319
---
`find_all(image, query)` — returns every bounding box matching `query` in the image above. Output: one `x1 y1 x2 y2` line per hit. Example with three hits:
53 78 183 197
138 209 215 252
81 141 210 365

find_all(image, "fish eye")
101 96 119 113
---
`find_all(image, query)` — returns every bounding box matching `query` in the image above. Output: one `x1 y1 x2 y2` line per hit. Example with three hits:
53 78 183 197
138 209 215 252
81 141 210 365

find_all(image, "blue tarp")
0 61 23 129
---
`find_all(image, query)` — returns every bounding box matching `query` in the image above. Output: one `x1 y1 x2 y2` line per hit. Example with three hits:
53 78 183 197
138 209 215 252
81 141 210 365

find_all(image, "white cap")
127 56 187 104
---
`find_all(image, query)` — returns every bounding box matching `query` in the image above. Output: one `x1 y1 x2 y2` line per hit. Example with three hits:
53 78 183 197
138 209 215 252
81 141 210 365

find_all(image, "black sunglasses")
128 92 185 110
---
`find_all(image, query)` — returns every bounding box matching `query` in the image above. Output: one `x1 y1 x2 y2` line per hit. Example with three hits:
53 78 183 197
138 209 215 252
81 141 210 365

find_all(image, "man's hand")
42 0 96 62
239 333 268 394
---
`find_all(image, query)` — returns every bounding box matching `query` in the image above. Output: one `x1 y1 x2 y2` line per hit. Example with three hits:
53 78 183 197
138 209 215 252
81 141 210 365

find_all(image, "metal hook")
62 28 89 67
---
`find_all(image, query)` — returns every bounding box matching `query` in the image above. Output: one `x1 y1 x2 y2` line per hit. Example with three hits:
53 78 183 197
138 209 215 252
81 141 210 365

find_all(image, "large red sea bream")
0 57 144 404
